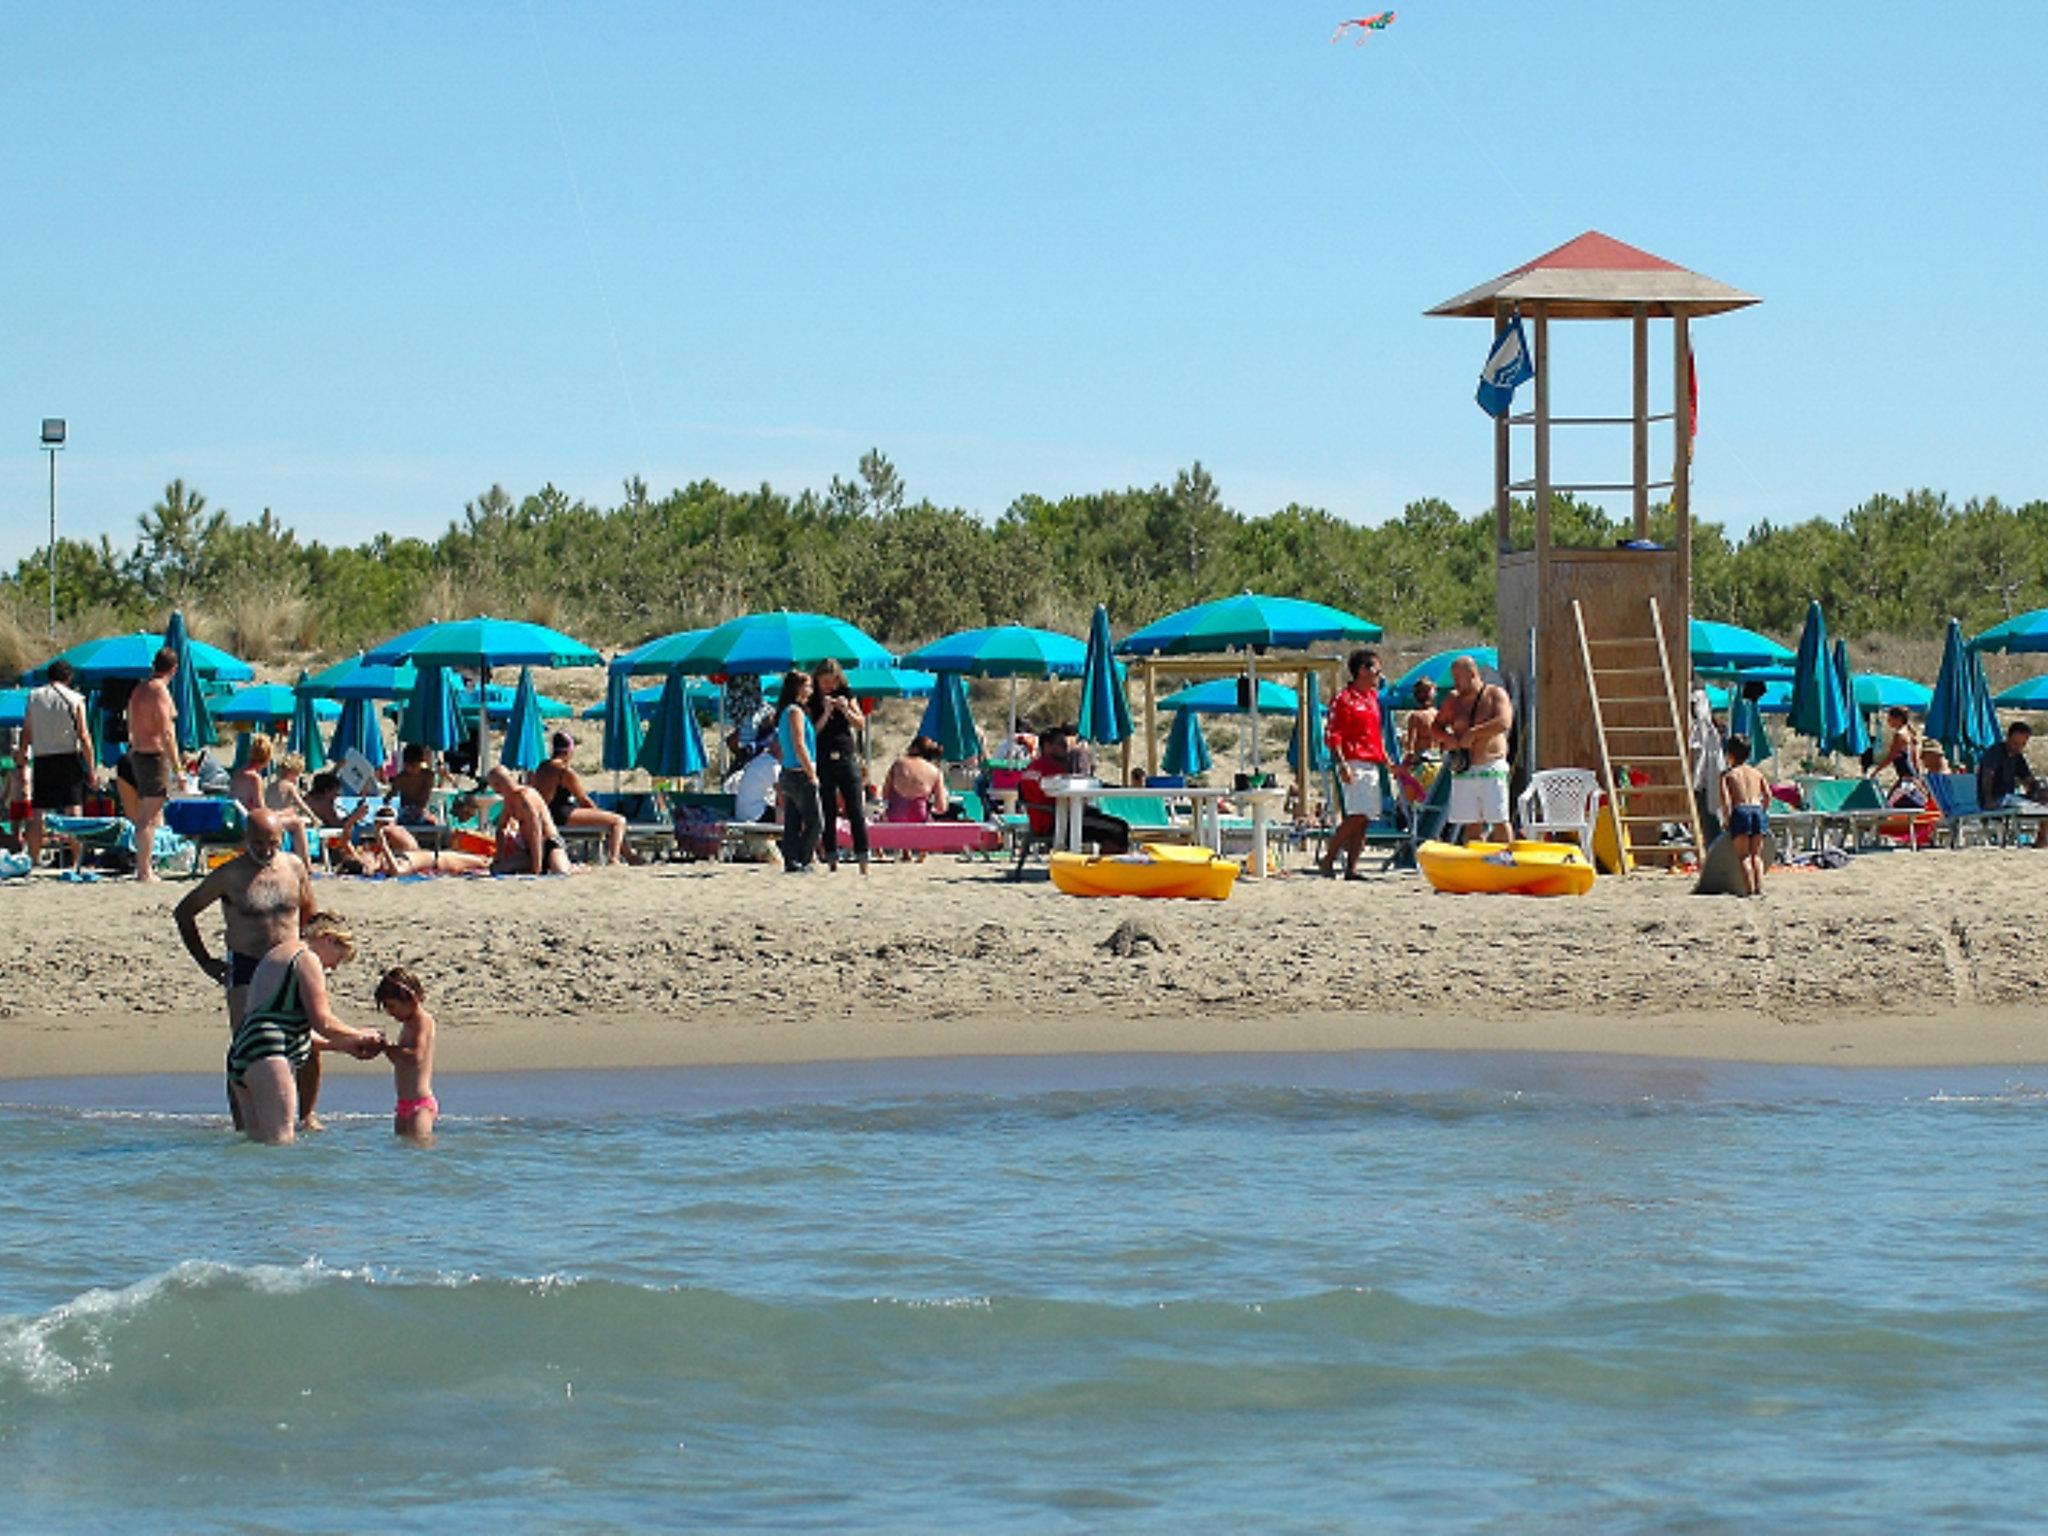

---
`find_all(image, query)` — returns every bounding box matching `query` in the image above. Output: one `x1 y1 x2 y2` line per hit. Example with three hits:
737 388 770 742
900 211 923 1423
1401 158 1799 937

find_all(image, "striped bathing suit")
225 949 312 1086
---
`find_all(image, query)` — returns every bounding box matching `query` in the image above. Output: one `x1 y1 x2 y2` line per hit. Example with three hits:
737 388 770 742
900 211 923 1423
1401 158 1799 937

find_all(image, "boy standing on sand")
1719 734 1771 898
374 967 438 1141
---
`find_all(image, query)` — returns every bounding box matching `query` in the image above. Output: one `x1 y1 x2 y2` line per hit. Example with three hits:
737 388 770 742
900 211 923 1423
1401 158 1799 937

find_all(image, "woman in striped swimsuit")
225 911 386 1143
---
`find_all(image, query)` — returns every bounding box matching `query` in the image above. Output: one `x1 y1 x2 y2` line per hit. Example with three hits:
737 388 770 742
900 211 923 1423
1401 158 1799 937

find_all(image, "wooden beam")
1632 304 1649 537
1533 304 1551 568
1673 314 1693 642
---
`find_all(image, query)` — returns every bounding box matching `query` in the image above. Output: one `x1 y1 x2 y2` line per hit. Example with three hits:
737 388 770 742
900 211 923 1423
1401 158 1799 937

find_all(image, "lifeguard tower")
1427 232 1757 868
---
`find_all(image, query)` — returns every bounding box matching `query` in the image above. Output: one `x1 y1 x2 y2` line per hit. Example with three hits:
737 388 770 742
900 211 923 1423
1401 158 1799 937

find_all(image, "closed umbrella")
1728 690 1772 763
916 673 982 763
1927 617 2002 766
1288 669 1332 774
397 664 464 754
1162 707 1213 777
499 667 548 772
1078 605 1132 748
1830 639 1871 758
637 671 708 779
1788 601 1845 748
162 612 215 753
331 696 387 771
599 667 644 774
291 673 329 773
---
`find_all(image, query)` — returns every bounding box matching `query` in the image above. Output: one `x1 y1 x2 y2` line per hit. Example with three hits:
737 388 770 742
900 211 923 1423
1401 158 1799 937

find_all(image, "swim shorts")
1446 762 1511 828
1727 803 1768 838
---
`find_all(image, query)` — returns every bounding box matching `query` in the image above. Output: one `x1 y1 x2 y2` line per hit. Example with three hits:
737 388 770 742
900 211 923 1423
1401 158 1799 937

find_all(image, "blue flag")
1475 310 1535 418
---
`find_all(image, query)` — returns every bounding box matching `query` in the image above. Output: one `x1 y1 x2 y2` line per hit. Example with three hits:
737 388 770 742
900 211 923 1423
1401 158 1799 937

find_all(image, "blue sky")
4 2 2043 567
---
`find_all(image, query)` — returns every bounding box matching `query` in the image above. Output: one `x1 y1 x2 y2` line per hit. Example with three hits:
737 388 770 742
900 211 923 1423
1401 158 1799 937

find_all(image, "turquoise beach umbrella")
844 666 937 700
290 673 330 773
1691 619 1793 673
1727 690 1771 763
637 671 708 778
1162 707 1213 778
331 695 387 770
1117 593 1380 657
1077 605 1132 747
364 616 601 670
1158 678 1301 716
397 664 464 753
1927 617 2002 766
1788 602 1845 747
610 630 708 675
1852 673 1933 713
0 689 26 729
1388 647 1501 698
305 652 416 700
648 612 892 676
599 666 644 773
1969 607 2048 655
901 625 1088 678
162 611 215 752
1830 639 1871 758
499 667 548 772
1992 675 2048 711
580 682 719 720
916 672 982 763
29 629 253 686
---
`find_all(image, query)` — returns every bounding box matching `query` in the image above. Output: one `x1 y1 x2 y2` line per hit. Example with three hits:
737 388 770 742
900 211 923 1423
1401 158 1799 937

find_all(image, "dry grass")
198 582 321 666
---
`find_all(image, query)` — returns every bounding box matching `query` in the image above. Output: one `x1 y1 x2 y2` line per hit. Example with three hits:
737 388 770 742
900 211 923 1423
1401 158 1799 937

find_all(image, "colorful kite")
1331 11 1395 44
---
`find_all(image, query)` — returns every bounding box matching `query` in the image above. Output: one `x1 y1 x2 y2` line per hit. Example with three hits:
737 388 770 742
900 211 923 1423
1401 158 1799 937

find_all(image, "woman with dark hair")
776 670 822 873
884 735 950 824
807 657 870 875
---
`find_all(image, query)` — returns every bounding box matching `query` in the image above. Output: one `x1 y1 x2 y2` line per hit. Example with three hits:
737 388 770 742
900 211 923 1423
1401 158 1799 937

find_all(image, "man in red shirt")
1317 649 1387 879
1018 724 1129 855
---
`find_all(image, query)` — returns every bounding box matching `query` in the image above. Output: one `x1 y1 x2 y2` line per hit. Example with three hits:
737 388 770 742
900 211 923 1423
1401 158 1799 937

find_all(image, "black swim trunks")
228 950 264 988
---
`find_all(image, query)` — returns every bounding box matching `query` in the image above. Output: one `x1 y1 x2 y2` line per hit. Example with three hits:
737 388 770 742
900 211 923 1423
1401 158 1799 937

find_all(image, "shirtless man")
125 647 181 882
1402 679 1439 766
1431 655 1514 843
173 808 324 1126
485 763 575 875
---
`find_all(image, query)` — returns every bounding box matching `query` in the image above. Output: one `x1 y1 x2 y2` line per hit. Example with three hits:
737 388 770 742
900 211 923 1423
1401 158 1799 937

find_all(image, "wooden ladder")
1572 596 1704 872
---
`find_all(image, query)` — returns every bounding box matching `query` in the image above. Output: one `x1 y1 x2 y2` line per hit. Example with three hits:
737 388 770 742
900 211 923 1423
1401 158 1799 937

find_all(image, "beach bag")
673 806 724 861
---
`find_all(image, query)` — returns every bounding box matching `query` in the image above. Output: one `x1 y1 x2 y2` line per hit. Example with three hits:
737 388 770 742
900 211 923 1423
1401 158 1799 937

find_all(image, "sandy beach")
2 848 2044 1078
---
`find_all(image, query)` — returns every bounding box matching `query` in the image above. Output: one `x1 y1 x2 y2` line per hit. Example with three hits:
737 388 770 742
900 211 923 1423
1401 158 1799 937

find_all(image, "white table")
1045 779 1291 878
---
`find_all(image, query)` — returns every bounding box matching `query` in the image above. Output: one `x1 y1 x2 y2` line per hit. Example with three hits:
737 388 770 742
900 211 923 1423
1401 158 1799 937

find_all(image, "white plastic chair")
1517 768 1602 858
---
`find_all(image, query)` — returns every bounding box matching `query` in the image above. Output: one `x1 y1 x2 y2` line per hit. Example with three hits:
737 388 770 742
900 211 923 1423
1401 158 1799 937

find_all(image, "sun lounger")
1926 772 2046 849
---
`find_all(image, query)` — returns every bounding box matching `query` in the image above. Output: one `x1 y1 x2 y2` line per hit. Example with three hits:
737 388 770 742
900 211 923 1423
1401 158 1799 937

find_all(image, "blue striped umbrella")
1830 640 1871 758
1077 605 1132 747
331 695 387 770
290 672 329 773
364 616 601 670
397 665 464 753
163 611 215 752
636 671 708 778
498 666 548 773
1927 617 2002 766
916 672 982 763
1788 601 1845 747
643 612 893 676
599 666 643 774
1162 707 1213 777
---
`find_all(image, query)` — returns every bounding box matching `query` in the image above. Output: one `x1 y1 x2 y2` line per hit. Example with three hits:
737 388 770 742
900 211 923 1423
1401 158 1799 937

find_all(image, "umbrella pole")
477 667 491 780
1248 653 1260 781
1008 676 1018 742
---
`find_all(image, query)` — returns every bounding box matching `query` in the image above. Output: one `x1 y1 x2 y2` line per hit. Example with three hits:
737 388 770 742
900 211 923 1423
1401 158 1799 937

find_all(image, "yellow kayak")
1049 843 1241 901
1416 839 1596 897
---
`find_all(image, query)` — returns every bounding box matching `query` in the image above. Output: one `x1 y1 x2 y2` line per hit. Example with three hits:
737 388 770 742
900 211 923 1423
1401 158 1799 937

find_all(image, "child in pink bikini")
374 967 438 1140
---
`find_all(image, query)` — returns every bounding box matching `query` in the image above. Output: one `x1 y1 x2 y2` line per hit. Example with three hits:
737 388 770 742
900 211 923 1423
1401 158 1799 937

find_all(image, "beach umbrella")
159 612 216 753
304 652 417 700
1927 617 2002 766
213 682 340 727
599 666 644 774
0 688 26 729
610 630 708 675
453 684 574 723
844 666 937 700
1853 673 1933 713
1117 593 1381 657
1830 640 1871 758
331 695 387 770
1968 608 2048 655
1077 605 1132 748
1158 677 1301 715
29 629 253 686
1387 647 1501 698
902 625 1089 740
916 672 982 763
364 616 601 671
646 612 893 676
397 664 464 754
1727 689 1772 762
290 672 330 773
1691 619 1794 672
1161 707 1213 778
498 666 548 772
579 681 720 720
636 671 708 779
1787 601 1845 748
1992 675 2048 711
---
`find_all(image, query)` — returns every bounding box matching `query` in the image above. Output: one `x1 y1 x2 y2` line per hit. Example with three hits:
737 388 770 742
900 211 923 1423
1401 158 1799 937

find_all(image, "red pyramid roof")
1427 231 1756 320
1505 231 1684 277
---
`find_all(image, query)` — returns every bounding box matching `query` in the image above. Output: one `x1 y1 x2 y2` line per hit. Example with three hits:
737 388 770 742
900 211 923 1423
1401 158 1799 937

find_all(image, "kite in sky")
1330 11 1395 44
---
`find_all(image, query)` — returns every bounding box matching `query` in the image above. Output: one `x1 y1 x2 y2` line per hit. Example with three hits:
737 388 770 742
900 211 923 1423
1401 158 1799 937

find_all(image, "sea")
3 1050 2047 1534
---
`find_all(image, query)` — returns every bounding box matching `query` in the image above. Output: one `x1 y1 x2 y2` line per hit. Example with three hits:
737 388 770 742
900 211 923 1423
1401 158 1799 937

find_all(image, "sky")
4 2 2044 568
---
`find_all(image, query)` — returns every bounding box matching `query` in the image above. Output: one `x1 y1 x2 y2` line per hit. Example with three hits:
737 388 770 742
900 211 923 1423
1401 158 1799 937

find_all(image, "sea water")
3 1051 2047 1534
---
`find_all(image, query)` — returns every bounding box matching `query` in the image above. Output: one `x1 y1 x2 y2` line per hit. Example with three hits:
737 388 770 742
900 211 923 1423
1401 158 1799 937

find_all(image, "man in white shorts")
1432 655 1514 844
1316 649 1388 880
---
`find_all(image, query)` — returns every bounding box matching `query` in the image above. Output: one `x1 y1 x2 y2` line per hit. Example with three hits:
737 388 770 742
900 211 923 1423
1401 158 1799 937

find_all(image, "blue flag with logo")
1475 310 1534 418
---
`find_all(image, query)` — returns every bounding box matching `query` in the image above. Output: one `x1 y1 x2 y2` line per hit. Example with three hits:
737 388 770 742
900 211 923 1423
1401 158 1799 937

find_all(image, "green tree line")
5 454 2043 670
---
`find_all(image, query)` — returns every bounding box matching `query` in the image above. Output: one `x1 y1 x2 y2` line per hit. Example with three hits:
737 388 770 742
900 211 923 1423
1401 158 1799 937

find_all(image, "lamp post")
39 418 65 638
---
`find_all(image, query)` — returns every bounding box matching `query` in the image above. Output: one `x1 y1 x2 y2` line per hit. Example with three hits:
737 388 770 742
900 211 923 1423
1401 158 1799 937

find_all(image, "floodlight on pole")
39 419 65 639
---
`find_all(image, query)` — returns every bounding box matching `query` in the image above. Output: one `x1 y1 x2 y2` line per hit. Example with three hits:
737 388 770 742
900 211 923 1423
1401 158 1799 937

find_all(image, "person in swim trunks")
1431 655 1514 844
124 646 181 883
1719 734 1771 898
486 764 575 875
227 912 385 1144
374 966 438 1141
174 808 323 1127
